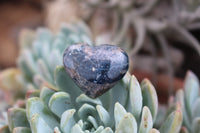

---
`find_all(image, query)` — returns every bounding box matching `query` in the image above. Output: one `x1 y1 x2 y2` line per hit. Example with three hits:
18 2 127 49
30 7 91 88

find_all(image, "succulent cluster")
0 20 199 133
167 71 200 133
0 67 182 133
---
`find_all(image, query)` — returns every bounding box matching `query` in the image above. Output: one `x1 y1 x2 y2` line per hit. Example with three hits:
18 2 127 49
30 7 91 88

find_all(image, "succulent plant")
0 21 183 132
0 69 183 133
166 71 200 133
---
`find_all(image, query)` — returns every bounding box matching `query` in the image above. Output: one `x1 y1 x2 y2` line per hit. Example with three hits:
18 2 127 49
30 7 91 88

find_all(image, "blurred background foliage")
0 0 199 103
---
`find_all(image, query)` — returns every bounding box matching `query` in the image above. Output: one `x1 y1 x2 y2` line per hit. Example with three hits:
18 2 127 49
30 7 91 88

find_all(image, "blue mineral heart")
63 43 129 98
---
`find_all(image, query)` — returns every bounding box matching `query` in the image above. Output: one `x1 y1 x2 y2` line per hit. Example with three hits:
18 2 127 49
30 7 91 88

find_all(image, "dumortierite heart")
63 43 129 98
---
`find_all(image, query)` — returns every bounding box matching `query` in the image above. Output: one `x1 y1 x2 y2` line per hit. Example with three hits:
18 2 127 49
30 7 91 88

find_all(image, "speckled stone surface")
63 43 129 98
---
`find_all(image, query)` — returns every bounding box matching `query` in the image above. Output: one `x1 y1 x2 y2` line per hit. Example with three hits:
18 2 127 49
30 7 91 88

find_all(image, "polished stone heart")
63 43 129 98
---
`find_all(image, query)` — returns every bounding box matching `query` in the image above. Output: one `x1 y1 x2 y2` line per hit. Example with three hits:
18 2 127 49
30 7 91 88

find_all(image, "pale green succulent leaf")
192 117 200 133
7 108 30 132
78 104 97 121
77 120 84 129
26 97 59 129
175 90 190 129
139 106 153 133
100 127 113 133
184 71 199 119
192 98 200 119
96 105 112 127
30 113 53 133
115 113 137 133
114 102 127 128
94 126 104 133
13 127 31 133
148 128 160 133
76 94 102 106
159 105 182 133
60 109 76 133
71 124 84 133
87 116 98 129
141 79 158 122
54 127 62 133
40 87 55 105
55 66 82 107
49 92 72 118
128 75 143 121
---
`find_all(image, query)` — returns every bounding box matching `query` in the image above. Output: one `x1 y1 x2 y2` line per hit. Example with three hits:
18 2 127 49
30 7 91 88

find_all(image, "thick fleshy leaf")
54 127 61 133
115 113 137 133
175 90 190 129
139 106 153 133
49 92 72 117
184 71 199 118
192 98 200 119
30 114 53 133
71 124 84 133
159 104 182 133
13 127 31 133
148 129 160 133
101 127 113 133
76 94 102 106
96 105 112 127
114 102 127 128
7 108 30 132
40 87 55 105
78 104 97 120
60 109 76 133
0 125 10 133
94 126 104 133
87 116 98 129
192 117 200 133
141 79 158 121
26 97 59 129
54 66 82 107
128 75 143 121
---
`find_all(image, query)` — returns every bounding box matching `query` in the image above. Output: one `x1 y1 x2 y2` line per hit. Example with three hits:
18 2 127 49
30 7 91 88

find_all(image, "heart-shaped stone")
63 43 129 98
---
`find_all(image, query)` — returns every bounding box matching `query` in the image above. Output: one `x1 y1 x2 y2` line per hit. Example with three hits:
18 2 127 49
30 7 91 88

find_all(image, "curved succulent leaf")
159 103 182 133
26 97 59 129
60 109 76 133
96 105 112 127
115 113 137 133
128 75 143 121
30 113 53 133
184 71 199 119
141 79 158 122
139 106 153 133
114 102 127 128
7 108 30 132
49 92 72 118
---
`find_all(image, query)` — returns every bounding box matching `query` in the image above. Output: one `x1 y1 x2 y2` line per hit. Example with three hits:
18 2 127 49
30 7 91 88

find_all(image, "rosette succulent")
0 21 183 133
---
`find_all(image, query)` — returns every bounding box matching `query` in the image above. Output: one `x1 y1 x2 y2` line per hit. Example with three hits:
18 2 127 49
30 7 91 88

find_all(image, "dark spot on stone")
63 43 129 98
